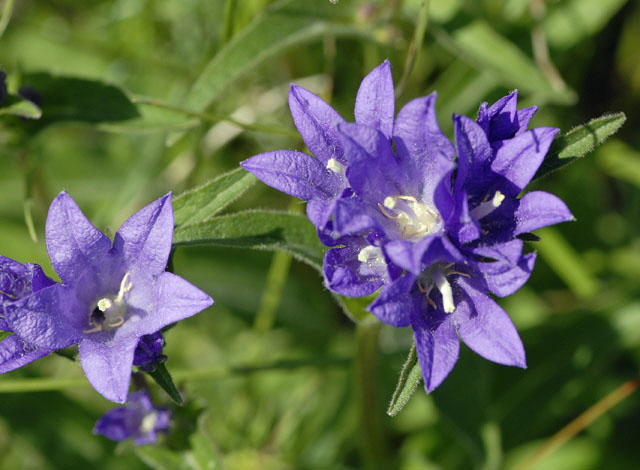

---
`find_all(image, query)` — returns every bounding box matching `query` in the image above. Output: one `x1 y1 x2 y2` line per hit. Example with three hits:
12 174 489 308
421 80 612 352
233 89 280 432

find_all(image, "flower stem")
519 376 640 470
354 319 389 469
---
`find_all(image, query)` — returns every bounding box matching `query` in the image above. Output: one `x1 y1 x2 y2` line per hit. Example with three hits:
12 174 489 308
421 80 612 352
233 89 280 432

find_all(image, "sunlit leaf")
173 210 325 270
535 112 626 179
173 168 256 227
0 94 41 119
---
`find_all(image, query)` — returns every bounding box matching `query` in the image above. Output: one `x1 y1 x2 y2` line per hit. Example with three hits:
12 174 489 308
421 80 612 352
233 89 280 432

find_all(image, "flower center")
378 195 441 241
84 273 133 333
140 412 159 435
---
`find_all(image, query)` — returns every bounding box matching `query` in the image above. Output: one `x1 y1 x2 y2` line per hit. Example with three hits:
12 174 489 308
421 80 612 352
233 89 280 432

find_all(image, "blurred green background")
1 0 640 468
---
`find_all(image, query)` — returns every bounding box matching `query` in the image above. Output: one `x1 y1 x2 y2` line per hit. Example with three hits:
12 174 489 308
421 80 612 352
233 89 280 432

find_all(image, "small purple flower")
133 331 167 372
0 257 56 373
242 62 574 392
4 192 213 402
94 391 171 445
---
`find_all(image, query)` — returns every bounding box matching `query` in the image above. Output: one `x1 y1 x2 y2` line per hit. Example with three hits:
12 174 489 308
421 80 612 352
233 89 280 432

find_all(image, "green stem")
395 0 429 98
0 357 350 393
354 319 389 470
132 97 299 138
221 0 238 46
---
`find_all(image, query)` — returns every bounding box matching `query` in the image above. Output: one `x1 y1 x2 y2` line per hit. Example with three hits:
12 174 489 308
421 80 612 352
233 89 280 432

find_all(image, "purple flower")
0 257 56 373
133 331 167 372
4 192 213 402
242 62 574 392
241 61 394 231
94 391 171 445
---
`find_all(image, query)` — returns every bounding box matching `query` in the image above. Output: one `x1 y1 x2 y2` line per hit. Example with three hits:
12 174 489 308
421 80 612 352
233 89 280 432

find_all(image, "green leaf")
387 344 423 417
535 227 598 300
134 445 188 470
545 0 628 49
597 139 640 188
0 331 13 341
173 210 325 270
168 0 368 143
535 112 626 179
189 413 223 470
19 73 139 131
332 293 377 324
0 94 42 119
173 168 256 227
148 363 183 405
435 20 574 104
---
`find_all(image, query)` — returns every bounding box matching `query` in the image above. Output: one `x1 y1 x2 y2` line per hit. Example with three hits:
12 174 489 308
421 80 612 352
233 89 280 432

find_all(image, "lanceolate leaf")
148 363 183 405
0 94 42 119
173 210 325 270
535 112 626 179
19 73 139 131
387 344 422 417
173 168 256 227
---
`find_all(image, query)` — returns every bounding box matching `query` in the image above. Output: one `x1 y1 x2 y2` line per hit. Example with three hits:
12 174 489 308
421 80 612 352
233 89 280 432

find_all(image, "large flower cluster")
0 193 213 402
242 61 573 391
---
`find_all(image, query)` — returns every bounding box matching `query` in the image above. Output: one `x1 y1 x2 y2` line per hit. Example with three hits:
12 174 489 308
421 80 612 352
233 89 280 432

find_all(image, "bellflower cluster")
94 391 171 445
0 192 214 402
241 61 574 391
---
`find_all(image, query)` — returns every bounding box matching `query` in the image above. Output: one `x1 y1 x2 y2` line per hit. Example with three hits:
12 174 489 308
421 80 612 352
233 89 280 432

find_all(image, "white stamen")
97 298 112 312
326 158 345 174
140 412 158 434
378 195 441 241
433 270 455 313
470 191 506 220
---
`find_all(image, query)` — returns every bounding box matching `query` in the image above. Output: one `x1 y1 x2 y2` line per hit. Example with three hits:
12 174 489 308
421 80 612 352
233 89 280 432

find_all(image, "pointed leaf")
19 73 139 131
0 94 42 119
535 112 626 179
173 210 325 270
173 168 256 227
387 344 422 417
148 362 183 405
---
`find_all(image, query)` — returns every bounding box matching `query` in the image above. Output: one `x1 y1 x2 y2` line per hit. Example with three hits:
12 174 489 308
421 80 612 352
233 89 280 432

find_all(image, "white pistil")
433 270 455 314
470 191 506 220
140 412 158 434
326 158 346 174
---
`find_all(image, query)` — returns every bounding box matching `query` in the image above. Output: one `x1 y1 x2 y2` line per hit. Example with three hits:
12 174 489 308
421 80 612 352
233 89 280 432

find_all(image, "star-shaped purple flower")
0 257 55 373
242 61 574 392
94 391 171 445
4 192 213 402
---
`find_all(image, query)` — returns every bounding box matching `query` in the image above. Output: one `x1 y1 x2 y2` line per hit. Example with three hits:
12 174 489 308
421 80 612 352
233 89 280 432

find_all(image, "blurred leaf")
189 413 222 470
596 139 640 187
173 168 256 227
134 445 188 470
545 0 628 49
387 344 422 417
535 227 598 300
435 20 574 103
0 331 13 341
535 112 627 179
19 73 139 130
148 363 183 405
333 293 377 324
173 210 325 270
169 0 366 143
0 94 41 119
